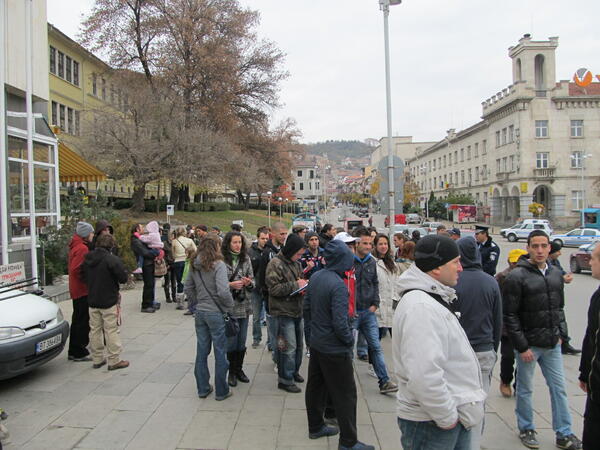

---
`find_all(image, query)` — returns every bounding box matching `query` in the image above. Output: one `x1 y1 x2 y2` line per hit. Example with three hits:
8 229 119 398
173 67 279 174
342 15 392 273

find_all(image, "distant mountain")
304 140 373 162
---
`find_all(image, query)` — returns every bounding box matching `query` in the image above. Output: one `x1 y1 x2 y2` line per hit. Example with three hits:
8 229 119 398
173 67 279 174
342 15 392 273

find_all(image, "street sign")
166 205 175 216
232 220 244 228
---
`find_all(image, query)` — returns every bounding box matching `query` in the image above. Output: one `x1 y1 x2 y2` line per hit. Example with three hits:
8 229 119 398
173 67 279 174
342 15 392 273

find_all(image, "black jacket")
248 241 265 281
353 253 380 311
318 232 332 250
580 286 600 404
503 258 566 353
455 237 502 352
304 240 354 354
479 237 500 276
257 240 281 297
131 235 156 267
83 248 128 309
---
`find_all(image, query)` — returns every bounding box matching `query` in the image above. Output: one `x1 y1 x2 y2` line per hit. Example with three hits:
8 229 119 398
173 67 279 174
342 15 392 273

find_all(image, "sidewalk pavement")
0 283 587 450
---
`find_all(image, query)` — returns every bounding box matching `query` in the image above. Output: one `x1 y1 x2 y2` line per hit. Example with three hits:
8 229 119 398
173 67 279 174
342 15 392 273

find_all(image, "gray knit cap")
76 221 94 238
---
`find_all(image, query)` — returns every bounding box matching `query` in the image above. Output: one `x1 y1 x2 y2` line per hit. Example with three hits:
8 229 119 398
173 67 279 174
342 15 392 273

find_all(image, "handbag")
197 269 239 337
154 258 167 277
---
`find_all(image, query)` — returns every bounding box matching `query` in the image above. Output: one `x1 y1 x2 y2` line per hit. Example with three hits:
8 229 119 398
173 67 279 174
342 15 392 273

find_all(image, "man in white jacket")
393 234 486 450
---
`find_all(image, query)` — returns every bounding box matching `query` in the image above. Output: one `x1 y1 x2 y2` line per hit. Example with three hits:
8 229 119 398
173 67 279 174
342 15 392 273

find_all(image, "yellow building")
47 24 165 201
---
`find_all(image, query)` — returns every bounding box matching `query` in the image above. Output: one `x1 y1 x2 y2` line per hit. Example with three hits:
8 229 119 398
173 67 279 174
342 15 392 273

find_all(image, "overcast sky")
47 0 600 144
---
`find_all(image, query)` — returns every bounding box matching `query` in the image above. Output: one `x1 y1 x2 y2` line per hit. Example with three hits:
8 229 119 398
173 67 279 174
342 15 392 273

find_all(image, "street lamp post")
267 191 272 228
571 153 592 226
379 0 402 238
278 197 283 220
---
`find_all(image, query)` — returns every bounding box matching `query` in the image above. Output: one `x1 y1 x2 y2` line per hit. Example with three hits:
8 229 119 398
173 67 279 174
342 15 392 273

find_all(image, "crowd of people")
64 218 600 450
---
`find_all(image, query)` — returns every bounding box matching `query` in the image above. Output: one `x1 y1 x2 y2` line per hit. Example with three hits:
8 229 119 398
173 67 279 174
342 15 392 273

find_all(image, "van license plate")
36 334 62 354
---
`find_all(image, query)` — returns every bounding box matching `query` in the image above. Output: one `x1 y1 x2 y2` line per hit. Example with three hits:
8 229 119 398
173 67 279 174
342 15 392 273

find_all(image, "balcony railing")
533 167 556 179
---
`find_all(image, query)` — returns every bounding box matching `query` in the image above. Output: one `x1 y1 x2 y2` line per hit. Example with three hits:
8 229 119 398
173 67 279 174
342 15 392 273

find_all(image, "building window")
299 182 304 191
49 46 56 74
73 61 79 86
102 78 106 100
482 165 487 180
475 166 479 181
432 159 436 171
59 104 66 131
502 157 507 172
474 142 479 157
572 190 583 210
571 151 582 168
496 159 501 173
443 155 446 167
460 170 465 184
309 182 312 190
454 151 458 164
460 148 464 162
467 146 471 160
65 56 72 83
58 51 65 78
571 120 583 137
74 110 80 136
67 108 74 135
51 101 58 126
309 170 314 179
292 183 295 190
468 168 472 183
509 155 515 171
509 125 514 143
482 140 487 155
92 73 97 96
535 120 548 138
495 131 500 147
455 171 458 184
297 170 302 177
448 153 452 167
536 152 549 169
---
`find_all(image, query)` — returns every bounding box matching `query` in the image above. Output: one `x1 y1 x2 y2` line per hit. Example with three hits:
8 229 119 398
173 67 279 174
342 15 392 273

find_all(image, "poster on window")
456 205 477 223
0 262 26 287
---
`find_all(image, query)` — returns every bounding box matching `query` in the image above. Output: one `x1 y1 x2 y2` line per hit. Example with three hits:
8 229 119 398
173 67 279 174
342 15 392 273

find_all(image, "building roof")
569 82 600 96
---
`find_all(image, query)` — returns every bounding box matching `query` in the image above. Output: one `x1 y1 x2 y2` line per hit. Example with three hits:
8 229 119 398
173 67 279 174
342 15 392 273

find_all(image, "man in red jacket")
67 221 94 361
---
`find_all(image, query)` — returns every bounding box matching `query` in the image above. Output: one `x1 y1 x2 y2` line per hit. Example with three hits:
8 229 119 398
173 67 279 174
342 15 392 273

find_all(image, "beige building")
401 35 600 227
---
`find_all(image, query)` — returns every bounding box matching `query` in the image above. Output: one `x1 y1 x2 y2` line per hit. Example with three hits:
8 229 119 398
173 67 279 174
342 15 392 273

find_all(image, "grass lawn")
117 208 294 232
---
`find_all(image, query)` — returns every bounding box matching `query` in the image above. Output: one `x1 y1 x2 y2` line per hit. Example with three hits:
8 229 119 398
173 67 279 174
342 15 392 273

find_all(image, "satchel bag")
154 258 167 277
198 269 239 337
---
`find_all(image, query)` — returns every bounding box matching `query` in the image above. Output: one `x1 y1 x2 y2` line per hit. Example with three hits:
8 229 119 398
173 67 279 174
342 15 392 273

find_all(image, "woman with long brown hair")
184 235 234 401
372 233 399 338
221 231 254 387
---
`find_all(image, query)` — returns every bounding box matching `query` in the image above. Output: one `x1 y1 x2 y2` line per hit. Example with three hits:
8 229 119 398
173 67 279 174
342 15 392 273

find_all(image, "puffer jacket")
224 256 254 319
374 258 400 328
393 264 486 429
354 253 380 311
503 258 566 353
265 253 303 318
580 286 600 404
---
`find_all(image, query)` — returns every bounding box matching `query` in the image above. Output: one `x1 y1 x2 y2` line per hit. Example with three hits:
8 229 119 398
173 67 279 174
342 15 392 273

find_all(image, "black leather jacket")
580 286 600 404
503 258 566 353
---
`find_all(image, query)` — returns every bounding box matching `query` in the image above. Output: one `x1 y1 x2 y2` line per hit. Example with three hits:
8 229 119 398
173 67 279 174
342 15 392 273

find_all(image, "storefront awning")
58 143 107 183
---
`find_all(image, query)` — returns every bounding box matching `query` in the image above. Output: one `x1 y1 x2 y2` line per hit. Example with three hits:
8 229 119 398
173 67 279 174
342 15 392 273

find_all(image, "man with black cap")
448 228 461 241
265 233 308 393
393 234 485 450
548 242 580 355
475 225 500 276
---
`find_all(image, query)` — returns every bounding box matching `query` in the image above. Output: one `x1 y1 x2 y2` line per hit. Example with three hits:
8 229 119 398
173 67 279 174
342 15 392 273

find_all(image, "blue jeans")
514 344 573 437
353 310 389 385
356 330 368 358
250 290 264 344
273 316 303 385
228 317 249 352
398 418 471 450
172 261 186 294
194 311 229 399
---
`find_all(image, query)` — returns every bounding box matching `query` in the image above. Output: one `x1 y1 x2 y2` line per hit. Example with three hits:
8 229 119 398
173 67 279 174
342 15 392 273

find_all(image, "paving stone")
53 394 124 429
229 424 278 449
178 410 238 449
145 362 192 385
277 409 323 447
77 410 152 449
125 397 198 450
168 372 199 399
20 425 89 450
238 394 283 428
117 382 174 412
370 412 399 450
94 371 149 397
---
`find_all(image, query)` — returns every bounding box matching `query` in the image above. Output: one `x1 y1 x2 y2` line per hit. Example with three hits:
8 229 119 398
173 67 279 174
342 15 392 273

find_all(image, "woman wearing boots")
222 231 254 387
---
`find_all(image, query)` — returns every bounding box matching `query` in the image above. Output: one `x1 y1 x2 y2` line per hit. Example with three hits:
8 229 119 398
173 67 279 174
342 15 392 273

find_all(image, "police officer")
475 225 500 276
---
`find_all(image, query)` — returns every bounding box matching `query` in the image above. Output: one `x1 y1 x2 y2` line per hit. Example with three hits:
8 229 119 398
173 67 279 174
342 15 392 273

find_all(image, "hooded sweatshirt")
140 221 164 249
393 264 486 429
454 236 503 353
83 247 128 309
304 240 355 354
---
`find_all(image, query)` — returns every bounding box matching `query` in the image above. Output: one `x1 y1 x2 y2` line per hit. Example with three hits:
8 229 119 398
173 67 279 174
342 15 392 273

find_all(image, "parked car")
357 208 369 218
421 221 443 234
570 241 598 273
0 287 69 381
502 222 553 242
406 213 421 224
392 224 411 234
501 219 553 237
550 228 600 248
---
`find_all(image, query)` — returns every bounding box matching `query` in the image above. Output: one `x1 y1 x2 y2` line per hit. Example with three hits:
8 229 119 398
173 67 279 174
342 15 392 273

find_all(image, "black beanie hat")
305 231 318 243
550 241 562 255
282 233 306 259
415 234 460 273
